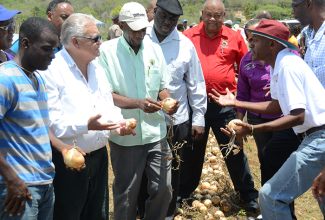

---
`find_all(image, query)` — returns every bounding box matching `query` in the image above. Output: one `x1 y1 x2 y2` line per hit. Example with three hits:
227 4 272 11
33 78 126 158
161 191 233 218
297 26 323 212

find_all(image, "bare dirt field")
108 132 323 220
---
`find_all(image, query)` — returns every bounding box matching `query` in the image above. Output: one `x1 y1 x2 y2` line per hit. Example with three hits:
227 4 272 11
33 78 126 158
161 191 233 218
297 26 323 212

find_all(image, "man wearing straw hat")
210 19 325 220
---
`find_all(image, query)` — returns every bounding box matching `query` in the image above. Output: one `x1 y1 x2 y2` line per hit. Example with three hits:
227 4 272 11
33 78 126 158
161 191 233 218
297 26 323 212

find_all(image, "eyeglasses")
0 22 15 31
291 0 307 11
76 34 102 43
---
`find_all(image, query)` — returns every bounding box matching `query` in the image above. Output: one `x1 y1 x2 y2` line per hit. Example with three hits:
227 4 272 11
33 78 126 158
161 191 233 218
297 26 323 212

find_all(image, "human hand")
61 146 86 172
208 88 236 107
220 121 251 149
3 178 33 217
191 126 205 141
163 99 180 115
312 168 325 202
115 119 137 136
139 98 162 113
263 86 270 97
88 114 120 130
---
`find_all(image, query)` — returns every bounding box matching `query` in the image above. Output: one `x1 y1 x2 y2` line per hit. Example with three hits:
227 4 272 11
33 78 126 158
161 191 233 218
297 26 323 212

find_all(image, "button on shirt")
235 51 282 119
270 48 325 133
98 36 171 147
145 28 207 127
183 23 248 95
304 21 325 88
40 47 124 153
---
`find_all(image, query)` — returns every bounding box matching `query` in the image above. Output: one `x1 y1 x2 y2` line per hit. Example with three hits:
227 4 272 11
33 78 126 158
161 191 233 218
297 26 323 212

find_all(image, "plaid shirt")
304 21 325 88
301 25 312 48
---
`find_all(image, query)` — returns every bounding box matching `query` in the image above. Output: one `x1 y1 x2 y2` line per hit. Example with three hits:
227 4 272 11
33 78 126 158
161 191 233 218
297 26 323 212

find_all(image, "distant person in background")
199 15 203 23
0 6 21 63
288 25 301 47
190 22 197 28
183 19 189 30
107 15 122 40
224 20 232 28
146 0 157 23
177 23 184 32
11 0 74 53
300 25 313 57
255 10 272 19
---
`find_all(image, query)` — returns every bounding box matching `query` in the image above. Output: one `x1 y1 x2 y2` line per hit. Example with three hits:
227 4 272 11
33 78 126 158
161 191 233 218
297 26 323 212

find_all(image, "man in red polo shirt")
179 0 259 212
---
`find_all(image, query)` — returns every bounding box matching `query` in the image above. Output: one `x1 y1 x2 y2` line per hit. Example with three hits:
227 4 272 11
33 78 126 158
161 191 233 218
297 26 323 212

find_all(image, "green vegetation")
4 0 294 31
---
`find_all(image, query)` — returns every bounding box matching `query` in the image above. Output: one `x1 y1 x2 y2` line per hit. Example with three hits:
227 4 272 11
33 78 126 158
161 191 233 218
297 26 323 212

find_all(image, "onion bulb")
162 98 177 111
199 205 208 214
194 194 203 200
174 215 183 220
202 182 211 190
204 194 212 200
228 119 242 131
197 202 205 209
195 187 201 193
201 189 209 195
223 203 232 212
126 118 137 130
209 156 217 163
205 212 214 220
220 199 228 206
214 210 225 219
64 140 85 169
192 200 201 208
211 196 221 205
210 185 218 191
204 199 212 208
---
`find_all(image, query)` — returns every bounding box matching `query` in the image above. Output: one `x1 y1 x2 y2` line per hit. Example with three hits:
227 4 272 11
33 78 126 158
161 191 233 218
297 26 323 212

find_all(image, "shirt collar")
120 33 144 54
148 27 180 44
191 22 225 39
311 20 325 42
272 48 290 76
60 46 96 70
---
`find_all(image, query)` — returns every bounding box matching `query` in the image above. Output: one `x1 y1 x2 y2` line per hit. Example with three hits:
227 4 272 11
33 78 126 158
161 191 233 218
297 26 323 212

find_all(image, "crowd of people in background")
0 0 325 220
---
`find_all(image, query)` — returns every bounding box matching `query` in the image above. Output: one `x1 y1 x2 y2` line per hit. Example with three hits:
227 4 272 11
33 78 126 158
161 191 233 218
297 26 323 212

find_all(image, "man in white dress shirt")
138 0 207 219
40 13 135 220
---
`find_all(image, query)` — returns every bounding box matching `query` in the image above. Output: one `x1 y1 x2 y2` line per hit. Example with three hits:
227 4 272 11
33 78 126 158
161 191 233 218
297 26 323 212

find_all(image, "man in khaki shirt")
107 15 122 40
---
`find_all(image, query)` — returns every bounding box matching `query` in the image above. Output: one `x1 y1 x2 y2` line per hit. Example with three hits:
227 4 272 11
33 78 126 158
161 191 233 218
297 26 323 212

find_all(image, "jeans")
52 146 108 220
110 140 172 220
259 129 325 220
178 104 258 202
0 183 54 220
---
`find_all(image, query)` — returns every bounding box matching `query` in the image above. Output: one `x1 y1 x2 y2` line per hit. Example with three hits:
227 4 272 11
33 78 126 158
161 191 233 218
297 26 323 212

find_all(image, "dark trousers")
178 104 258 202
138 120 190 220
247 112 301 219
52 147 109 220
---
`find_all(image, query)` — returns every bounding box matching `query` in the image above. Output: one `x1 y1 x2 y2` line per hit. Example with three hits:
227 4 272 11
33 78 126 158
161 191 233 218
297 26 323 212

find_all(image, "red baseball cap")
246 20 298 51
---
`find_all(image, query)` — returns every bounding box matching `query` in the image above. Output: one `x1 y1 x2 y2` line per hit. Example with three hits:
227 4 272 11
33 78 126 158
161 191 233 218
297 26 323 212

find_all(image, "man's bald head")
256 10 271 19
146 0 157 22
203 0 225 12
202 0 225 38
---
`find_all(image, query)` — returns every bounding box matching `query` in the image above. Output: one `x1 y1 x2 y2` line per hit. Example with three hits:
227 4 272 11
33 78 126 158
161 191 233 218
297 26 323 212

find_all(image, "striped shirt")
0 61 55 186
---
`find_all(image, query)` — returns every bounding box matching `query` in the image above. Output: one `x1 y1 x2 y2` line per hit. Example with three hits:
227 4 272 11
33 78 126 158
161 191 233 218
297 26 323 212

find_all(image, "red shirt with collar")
183 22 248 95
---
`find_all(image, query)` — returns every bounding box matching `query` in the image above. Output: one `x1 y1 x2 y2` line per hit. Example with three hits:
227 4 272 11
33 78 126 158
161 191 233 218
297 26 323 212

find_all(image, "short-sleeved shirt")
270 48 325 133
107 24 122 40
304 21 325 88
235 51 282 119
98 35 171 147
183 23 248 95
0 61 55 185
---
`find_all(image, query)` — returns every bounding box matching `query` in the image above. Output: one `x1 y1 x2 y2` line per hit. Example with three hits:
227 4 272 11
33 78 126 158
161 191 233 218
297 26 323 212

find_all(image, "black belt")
207 98 215 103
299 124 325 139
86 147 102 156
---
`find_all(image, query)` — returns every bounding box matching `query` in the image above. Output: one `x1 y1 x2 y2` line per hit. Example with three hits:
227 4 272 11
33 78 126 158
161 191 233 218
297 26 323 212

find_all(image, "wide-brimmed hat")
0 5 21 22
119 2 149 31
246 20 298 51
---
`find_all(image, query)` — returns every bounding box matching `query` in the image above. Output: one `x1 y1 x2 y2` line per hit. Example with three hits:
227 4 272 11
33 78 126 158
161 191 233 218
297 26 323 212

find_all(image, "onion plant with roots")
219 130 240 158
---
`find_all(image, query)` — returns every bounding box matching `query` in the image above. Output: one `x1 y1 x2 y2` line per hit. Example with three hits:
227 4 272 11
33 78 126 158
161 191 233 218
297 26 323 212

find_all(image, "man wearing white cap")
98 2 179 220
224 20 232 28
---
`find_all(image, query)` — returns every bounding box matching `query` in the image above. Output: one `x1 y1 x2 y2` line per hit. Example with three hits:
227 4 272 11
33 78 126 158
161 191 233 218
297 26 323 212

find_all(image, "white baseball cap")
224 20 232 25
119 2 149 31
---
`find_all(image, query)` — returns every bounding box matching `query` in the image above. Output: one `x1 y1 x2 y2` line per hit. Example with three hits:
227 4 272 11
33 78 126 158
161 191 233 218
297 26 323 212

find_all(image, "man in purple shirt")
236 19 301 220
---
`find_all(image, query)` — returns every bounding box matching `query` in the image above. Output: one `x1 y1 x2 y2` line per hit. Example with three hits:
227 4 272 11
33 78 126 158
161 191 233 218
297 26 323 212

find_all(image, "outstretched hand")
220 121 251 149
116 119 137 136
263 86 270 97
208 88 236 107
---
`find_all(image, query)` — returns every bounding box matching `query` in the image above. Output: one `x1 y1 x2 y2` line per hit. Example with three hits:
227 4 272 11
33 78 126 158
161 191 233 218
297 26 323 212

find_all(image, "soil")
108 132 323 220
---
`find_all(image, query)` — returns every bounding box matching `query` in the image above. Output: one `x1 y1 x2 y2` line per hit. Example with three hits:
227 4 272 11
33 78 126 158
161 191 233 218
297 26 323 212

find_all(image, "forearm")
49 127 70 153
112 93 141 109
158 89 172 101
0 150 20 183
235 99 282 115
253 109 304 133
237 111 245 121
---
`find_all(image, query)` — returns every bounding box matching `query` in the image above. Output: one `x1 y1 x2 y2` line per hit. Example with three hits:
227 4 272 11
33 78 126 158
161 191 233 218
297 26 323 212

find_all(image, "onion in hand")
228 119 242 131
64 140 85 169
162 98 177 111
126 118 137 130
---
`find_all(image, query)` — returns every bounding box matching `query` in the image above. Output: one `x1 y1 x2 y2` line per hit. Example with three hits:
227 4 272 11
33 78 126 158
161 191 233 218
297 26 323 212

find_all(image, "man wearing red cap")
211 19 325 220
107 15 122 40
181 0 259 212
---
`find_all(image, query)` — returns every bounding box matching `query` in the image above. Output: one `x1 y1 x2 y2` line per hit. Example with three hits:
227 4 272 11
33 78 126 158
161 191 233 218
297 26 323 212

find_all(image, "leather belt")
300 124 325 138
207 98 215 103
86 147 101 156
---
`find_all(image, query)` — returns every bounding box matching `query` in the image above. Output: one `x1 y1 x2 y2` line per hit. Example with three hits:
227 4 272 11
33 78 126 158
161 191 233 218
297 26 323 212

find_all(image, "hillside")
4 0 293 28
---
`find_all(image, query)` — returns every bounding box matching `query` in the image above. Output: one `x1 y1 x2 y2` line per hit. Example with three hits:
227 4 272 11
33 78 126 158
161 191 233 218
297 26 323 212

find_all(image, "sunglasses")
291 0 307 11
76 34 102 43
0 21 15 31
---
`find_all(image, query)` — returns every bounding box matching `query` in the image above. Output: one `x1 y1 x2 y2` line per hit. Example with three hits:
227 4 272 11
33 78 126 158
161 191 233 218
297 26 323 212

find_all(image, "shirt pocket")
146 68 160 92
169 60 185 84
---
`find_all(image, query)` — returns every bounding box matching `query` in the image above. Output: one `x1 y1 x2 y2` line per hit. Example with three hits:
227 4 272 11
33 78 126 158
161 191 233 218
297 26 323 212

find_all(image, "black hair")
290 25 302 37
19 17 58 43
46 0 72 13
313 0 325 7
244 18 265 38
177 24 184 30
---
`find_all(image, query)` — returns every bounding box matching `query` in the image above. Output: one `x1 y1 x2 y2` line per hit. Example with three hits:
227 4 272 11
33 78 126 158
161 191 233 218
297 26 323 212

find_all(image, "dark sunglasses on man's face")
0 22 15 31
76 34 102 43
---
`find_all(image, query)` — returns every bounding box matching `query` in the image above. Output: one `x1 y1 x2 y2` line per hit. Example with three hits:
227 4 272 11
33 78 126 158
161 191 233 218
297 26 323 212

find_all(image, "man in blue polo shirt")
0 17 58 219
